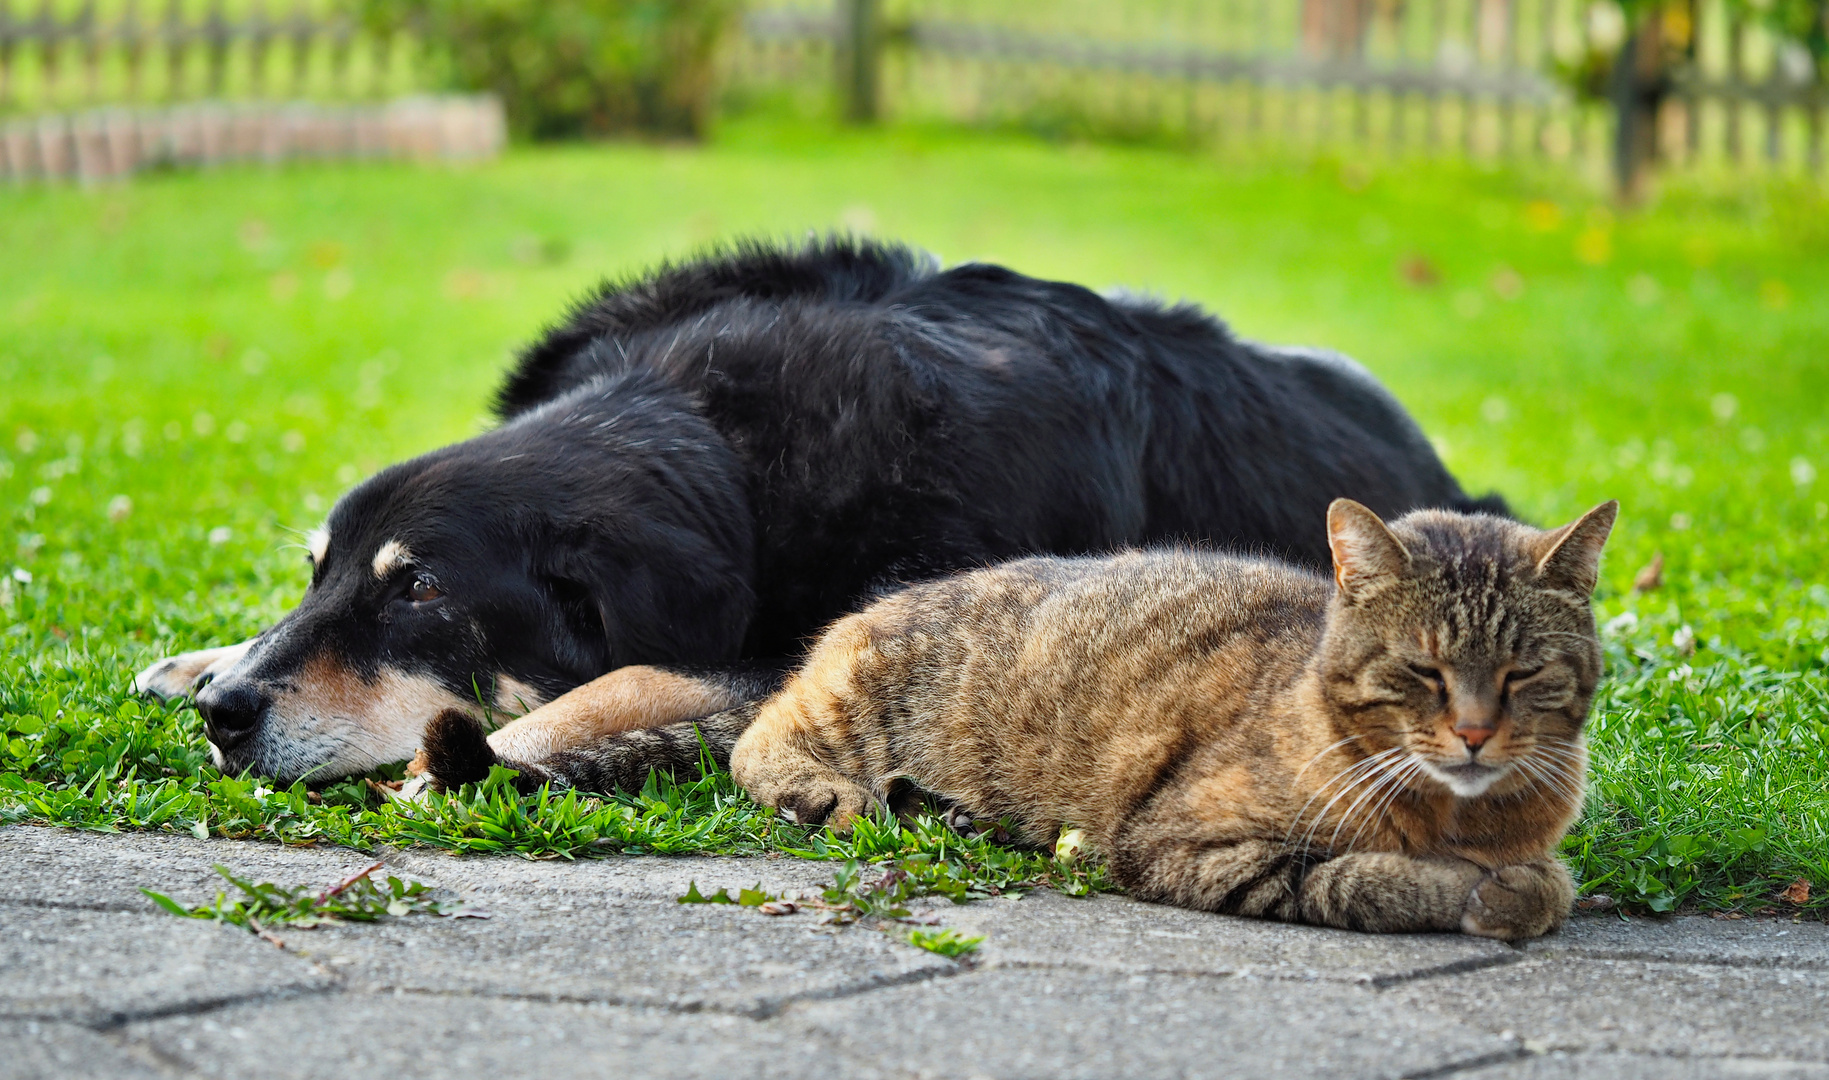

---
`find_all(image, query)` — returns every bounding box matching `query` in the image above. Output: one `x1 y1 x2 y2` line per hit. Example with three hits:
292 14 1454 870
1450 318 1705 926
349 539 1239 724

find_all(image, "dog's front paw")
417 710 554 795
133 641 254 700
1461 862 1574 940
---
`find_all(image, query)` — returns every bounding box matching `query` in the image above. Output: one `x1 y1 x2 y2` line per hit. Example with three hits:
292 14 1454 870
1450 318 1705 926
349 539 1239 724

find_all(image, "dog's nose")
196 681 269 752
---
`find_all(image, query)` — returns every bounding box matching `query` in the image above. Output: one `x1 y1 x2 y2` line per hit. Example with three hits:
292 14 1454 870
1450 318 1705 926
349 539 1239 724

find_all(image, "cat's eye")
408 575 443 603
1503 666 1543 685
1408 664 1444 686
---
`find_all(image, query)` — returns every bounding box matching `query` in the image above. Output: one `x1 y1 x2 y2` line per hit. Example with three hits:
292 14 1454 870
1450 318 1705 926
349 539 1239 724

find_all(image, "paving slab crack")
1367 948 1528 989
374 959 967 1021
0 895 153 914
1397 1046 1531 1078
3 985 346 1032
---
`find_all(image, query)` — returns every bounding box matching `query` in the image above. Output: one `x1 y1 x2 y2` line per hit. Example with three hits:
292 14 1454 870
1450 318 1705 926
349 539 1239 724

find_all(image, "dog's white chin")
1419 759 1508 798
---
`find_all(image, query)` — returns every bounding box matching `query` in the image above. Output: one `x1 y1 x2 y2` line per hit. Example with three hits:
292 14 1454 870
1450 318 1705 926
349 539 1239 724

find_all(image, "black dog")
135 237 1501 788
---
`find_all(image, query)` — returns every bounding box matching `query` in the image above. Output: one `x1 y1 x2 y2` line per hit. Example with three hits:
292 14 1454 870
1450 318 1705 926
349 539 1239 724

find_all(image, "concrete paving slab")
124 992 894 1080
0 905 330 1026
785 966 1515 1080
0 826 390 911
1460 1052 1829 1079
1387 956 1829 1061
939 887 1517 984
285 896 955 1016
386 846 841 903
1529 914 1829 969
0 1019 173 1080
0 825 839 910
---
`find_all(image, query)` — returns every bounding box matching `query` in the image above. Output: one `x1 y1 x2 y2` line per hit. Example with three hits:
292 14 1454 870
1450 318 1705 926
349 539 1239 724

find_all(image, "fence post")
1609 9 1666 200
838 0 880 123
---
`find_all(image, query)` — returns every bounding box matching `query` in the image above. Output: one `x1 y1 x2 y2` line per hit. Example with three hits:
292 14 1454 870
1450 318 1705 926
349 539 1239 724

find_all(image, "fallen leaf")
1400 255 1440 287
758 900 799 916
1779 878 1811 905
1632 552 1664 592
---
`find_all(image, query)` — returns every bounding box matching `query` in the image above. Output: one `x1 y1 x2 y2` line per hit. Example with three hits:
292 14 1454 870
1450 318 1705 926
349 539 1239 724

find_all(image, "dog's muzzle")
194 679 270 756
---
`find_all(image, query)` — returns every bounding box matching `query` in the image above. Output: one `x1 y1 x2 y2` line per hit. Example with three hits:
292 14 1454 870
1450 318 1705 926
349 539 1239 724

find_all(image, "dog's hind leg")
414 662 785 793
133 639 256 700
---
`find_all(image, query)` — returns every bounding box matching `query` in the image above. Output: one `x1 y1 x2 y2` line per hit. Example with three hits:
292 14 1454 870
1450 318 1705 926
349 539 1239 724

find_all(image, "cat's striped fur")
731 499 1616 939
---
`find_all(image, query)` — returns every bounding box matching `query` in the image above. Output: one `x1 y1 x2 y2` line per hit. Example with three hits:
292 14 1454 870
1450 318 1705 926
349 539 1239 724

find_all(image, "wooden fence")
0 1 427 113
3 1 1822 190
734 0 1829 192
1 95 504 182
0 0 507 181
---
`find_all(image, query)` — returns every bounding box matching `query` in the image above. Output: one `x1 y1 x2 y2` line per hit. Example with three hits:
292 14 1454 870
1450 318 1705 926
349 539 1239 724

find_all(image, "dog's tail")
421 704 761 797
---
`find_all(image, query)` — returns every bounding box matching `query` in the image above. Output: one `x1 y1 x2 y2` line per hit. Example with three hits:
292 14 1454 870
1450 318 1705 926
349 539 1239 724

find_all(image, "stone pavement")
3 825 1826 1080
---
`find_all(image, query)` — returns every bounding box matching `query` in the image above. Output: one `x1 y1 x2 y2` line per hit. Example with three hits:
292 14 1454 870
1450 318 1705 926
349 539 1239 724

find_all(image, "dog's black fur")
176 237 1502 787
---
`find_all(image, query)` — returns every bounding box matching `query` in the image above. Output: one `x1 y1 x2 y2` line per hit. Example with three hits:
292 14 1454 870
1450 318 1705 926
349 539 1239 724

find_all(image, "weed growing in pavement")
143 861 483 944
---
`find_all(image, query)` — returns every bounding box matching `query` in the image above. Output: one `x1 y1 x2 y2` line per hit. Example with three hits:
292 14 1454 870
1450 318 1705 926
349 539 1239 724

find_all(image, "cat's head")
1317 498 1618 801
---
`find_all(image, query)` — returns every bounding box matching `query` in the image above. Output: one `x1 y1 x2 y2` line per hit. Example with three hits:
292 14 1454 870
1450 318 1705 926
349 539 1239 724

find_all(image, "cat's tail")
420 702 762 796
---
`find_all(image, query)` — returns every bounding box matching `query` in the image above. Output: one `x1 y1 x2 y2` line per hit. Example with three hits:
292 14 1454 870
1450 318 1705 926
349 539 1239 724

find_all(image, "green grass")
2 116 1825 916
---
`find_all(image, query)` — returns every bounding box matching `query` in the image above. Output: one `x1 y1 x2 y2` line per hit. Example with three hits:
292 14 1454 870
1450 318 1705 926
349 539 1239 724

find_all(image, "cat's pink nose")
1456 725 1495 751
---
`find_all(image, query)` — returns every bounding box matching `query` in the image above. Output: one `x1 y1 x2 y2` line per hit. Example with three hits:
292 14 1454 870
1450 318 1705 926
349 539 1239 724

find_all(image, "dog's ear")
543 523 755 670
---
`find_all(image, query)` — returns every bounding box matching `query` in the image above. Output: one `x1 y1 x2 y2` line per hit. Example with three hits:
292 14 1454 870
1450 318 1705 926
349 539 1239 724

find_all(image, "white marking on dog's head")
371 539 412 579
306 526 331 566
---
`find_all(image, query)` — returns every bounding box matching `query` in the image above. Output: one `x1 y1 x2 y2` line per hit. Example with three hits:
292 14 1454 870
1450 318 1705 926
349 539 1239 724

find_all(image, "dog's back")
493 237 1497 655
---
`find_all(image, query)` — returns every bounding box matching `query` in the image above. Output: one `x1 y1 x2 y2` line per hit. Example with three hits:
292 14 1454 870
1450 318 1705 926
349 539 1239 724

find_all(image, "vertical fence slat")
1725 13 1744 162
0 0 15 112
1763 28 1784 163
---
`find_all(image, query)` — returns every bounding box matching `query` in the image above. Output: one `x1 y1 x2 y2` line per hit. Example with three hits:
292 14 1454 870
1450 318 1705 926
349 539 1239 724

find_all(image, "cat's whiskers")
1335 753 1426 854
1290 746 1405 857
1345 755 1428 854
1280 750 1404 860
1526 741 1591 790
1513 750 1586 806
1293 734 1369 785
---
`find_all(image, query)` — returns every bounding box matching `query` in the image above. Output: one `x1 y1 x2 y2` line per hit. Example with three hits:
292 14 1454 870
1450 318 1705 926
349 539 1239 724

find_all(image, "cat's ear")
1529 500 1619 596
1327 499 1411 598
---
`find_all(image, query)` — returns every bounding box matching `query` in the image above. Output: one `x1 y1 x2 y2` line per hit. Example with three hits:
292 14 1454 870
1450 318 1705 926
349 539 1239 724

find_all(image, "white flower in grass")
225 421 249 443
10 567 29 583
1669 513 1692 531
1792 458 1816 487
208 526 233 546
107 495 132 522
1603 612 1639 636
281 431 306 454
192 412 215 437
29 486 51 506
1672 625 1696 656
1710 393 1738 422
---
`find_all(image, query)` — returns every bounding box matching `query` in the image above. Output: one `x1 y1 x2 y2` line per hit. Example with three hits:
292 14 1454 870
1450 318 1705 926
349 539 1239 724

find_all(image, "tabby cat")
730 498 1616 939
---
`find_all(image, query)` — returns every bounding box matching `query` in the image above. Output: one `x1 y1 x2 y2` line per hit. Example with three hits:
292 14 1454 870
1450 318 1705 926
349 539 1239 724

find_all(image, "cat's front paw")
1460 862 1573 940
771 777 874 832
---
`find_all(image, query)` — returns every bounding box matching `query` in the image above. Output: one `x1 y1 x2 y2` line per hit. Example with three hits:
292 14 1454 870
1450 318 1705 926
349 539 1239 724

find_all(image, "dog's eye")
408 576 443 603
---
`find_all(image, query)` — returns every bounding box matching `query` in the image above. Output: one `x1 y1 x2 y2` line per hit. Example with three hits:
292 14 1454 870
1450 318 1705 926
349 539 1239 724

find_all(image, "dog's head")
193 374 756 783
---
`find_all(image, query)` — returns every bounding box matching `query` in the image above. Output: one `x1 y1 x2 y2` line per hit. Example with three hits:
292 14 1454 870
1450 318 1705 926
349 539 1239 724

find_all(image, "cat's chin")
1419 759 1508 798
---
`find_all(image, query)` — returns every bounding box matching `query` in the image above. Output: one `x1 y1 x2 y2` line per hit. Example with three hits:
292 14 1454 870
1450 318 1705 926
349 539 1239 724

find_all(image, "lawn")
2 116 1825 915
